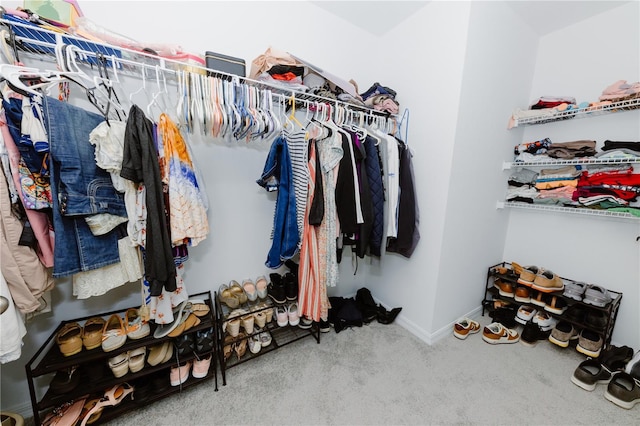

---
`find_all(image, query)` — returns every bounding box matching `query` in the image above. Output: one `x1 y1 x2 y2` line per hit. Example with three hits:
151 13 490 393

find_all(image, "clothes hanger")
286 93 304 131
129 65 148 109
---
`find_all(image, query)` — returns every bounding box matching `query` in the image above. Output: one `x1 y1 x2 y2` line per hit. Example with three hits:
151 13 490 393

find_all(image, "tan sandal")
56 322 83 357
188 299 211 317
235 332 248 360
241 314 254 334
254 311 266 328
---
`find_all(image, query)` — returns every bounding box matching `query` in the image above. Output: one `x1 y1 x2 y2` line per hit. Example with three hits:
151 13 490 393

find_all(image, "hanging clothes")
257 135 299 268
284 127 309 249
0 162 54 313
43 96 126 278
0 110 54 267
299 140 324 322
121 105 177 296
315 131 343 289
0 273 27 364
363 135 385 257
157 113 209 247
386 139 420 258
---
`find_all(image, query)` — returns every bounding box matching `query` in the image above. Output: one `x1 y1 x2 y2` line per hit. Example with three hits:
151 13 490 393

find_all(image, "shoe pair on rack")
241 276 269 302
564 282 613 307
169 355 212 386
268 272 298 304
219 281 248 308
275 302 299 327
102 308 151 353
107 347 146 378
511 262 565 293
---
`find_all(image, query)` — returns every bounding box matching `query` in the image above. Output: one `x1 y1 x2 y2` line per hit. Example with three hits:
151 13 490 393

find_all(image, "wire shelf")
511 97 640 128
497 201 640 220
0 15 395 120
503 157 640 169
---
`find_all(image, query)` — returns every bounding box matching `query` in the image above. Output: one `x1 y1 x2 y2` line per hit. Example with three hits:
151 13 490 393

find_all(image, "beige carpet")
102 318 638 425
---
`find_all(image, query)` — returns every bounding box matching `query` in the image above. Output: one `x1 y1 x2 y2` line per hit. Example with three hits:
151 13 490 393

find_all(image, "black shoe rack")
25 291 217 426
482 262 623 348
214 291 320 387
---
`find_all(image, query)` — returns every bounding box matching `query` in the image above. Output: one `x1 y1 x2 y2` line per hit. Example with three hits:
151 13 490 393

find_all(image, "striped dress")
284 128 309 248
298 140 322 321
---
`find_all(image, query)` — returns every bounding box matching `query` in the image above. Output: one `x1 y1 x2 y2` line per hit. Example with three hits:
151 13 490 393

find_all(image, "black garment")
363 136 384 257
601 140 640 152
386 140 420 258
335 131 358 234
120 105 176 296
352 131 373 259
308 140 324 226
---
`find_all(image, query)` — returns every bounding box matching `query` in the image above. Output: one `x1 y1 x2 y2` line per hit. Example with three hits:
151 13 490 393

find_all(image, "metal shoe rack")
24 291 217 426
482 262 623 347
214 292 320 386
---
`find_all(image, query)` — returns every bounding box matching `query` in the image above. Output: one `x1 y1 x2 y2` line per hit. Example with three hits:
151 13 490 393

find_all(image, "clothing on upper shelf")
600 140 640 153
598 80 640 102
546 140 596 159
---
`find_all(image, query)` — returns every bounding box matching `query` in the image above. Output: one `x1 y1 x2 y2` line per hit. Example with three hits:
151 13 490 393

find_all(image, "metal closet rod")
1 17 396 124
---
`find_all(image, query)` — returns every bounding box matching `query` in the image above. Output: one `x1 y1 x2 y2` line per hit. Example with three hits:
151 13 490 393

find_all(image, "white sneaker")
287 302 300 326
515 305 537 325
276 306 288 327
532 311 557 331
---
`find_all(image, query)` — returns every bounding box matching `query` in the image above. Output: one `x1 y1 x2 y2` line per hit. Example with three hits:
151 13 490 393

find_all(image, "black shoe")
283 272 298 301
520 323 551 346
489 305 518 328
318 320 331 333
298 317 313 329
377 306 402 325
600 345 635 372
565 305 587 323
196 327 214 354
584 310 608 332
174 333 195 356
268 273 286 304
356 287 378 323
49 365 81 394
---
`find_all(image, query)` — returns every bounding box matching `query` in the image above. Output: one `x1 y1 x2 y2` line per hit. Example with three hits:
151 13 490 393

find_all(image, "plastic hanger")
129 66 147 108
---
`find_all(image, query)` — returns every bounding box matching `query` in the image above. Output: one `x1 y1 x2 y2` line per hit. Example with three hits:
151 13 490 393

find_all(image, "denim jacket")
256 136 299 268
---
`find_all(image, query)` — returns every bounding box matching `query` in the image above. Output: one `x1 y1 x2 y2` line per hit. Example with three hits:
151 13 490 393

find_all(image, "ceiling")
310 1 630 37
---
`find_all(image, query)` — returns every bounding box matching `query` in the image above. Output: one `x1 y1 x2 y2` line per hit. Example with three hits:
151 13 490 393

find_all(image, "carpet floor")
102 318 638 425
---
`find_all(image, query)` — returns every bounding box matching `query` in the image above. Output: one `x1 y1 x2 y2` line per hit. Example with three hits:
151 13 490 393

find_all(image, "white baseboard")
381 301 483 346
428 305 483 344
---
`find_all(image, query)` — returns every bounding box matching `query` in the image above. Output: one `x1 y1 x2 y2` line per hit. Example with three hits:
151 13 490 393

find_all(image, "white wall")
503 1 640 349
355 1 473 341
431 2 539 334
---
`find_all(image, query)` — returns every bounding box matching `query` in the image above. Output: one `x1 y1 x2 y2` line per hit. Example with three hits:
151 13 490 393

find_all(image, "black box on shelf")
205 51 246 77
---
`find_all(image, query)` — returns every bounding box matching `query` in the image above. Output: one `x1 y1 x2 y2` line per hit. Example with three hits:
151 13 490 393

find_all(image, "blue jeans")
256 136 299 268
43 97 126 277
